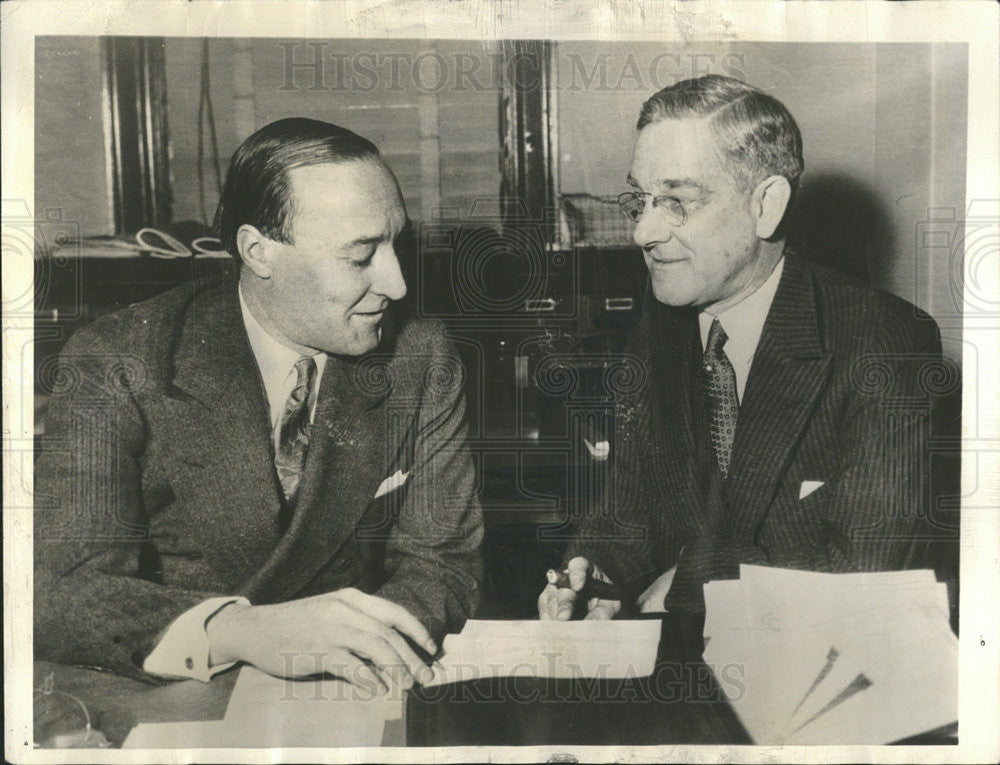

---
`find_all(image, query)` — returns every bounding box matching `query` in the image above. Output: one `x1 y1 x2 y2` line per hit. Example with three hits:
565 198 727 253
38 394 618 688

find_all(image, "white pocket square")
375 470 410 499
799 480 825 499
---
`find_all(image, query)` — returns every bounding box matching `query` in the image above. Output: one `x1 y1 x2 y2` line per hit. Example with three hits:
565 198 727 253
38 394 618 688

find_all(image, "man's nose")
372 245 408 301
632 202 673 249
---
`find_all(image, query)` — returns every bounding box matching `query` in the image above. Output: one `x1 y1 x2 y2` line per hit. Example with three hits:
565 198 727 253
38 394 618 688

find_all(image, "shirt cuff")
142 596 250 682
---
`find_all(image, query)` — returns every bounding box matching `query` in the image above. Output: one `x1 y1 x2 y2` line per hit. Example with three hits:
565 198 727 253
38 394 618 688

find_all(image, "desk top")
33 613 953 750
34 615 749 749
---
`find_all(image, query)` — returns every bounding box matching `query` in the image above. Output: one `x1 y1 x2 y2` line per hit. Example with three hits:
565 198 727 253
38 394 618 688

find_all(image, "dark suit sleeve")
374 330 484 641
34 327 228 682
566 347 672 606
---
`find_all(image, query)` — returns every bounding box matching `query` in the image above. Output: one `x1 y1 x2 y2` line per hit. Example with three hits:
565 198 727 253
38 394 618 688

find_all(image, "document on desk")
221 665 403 745
122 720 230 749
123 666 402 749
702 565 957 745
425 619 661 687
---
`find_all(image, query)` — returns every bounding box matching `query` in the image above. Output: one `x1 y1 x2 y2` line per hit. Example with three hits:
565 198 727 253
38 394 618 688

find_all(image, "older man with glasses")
539 75 956 621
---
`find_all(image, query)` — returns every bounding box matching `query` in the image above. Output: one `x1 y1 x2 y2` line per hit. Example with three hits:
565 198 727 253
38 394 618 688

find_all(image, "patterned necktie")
702 318 739 478
274 356 317 513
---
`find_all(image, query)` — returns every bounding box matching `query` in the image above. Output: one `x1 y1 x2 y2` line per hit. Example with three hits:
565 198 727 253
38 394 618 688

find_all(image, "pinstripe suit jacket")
570 254 957 611
34 274 484 681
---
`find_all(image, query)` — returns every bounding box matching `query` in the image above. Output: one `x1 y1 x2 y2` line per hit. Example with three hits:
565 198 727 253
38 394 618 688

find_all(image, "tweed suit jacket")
570 254 957 610
34 274 484 681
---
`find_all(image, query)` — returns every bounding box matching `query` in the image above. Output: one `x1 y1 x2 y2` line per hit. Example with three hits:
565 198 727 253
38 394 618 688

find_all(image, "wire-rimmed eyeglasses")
617 191 688 227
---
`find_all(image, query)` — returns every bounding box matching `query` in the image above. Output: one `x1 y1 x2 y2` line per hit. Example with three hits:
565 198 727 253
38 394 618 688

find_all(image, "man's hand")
537 556 622 621
206 588 437 693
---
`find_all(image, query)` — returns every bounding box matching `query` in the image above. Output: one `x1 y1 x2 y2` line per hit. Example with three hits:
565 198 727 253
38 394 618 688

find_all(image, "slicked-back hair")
214 117 381 259
637 74 804 194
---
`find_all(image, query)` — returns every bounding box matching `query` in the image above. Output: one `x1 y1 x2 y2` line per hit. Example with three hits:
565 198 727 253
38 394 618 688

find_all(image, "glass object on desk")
33 672 110 749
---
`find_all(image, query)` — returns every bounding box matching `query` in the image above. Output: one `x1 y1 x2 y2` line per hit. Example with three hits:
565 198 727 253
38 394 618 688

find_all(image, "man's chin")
351 331 382 356
313 329 381 357
363 323 388 351
650 282 698 308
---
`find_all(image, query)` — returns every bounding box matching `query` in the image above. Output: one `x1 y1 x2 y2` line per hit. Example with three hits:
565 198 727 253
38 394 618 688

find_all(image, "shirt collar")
699 257 785 370
238 280 327 418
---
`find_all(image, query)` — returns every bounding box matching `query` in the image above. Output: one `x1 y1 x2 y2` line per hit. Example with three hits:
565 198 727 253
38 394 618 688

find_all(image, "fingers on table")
555 585 579 620
319 648 386 693
566 556 591 591
338 613 433 686
585 598 621 620
539 584 574 620
538 585 556 620
339 589 437 656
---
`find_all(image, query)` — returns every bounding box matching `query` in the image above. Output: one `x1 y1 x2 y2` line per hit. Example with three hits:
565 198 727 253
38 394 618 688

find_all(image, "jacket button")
185 657 194 670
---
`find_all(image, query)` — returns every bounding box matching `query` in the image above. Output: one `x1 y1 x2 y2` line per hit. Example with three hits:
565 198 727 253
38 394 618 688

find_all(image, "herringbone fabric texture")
32 274 484 682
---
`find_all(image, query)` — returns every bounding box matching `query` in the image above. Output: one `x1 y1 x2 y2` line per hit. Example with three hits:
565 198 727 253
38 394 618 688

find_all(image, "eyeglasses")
617 191 688 227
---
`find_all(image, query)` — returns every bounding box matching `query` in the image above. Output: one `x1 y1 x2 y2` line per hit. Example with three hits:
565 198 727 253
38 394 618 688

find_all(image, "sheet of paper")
702 579 748 643
426 619 661 687
221 666 401 747
780 601 957 744
123 666 401 749
703 567 957 745
122 721 230 749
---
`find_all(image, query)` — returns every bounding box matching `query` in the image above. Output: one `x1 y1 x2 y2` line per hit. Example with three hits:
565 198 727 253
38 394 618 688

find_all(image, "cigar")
546 569 622 600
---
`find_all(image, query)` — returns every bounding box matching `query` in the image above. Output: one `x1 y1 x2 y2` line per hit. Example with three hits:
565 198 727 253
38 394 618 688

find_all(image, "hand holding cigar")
545 568 622 601
538 557 622 620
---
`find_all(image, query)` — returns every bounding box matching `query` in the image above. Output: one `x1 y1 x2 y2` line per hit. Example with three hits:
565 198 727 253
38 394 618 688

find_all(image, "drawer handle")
604 297 634 312
525 298 557 312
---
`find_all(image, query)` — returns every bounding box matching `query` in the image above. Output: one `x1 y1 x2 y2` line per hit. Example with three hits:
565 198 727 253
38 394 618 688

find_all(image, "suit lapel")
645 304 707 537
726 255 832 533
169 278 283 547
243 351 394 603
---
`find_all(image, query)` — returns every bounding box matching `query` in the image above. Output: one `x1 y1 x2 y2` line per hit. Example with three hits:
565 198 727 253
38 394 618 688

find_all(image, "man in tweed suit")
35 118 483 690
540 75 955 619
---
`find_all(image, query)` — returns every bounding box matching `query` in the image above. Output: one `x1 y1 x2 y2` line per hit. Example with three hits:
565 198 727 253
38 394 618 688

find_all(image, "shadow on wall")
787 173 895 286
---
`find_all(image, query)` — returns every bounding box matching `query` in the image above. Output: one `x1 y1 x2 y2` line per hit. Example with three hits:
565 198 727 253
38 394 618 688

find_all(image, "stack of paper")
702 565 957 744
425 619 662 687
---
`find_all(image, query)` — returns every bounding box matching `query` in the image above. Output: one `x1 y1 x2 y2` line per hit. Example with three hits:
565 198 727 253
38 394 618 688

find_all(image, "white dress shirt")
697 257 785 402
239 284 328 445
142 281 326 681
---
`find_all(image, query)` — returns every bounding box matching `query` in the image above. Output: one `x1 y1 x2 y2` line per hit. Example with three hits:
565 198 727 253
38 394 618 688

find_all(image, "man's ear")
236 224 277 278
752 175 792 239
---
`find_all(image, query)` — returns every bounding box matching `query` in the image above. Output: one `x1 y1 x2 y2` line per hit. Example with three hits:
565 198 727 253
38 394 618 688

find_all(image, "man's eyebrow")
345 234 384 248
345 219 412 249
626 174 710 193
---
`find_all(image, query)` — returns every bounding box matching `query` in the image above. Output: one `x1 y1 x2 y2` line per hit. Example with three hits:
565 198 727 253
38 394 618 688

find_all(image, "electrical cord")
134 227 225 257
53 229 226 258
